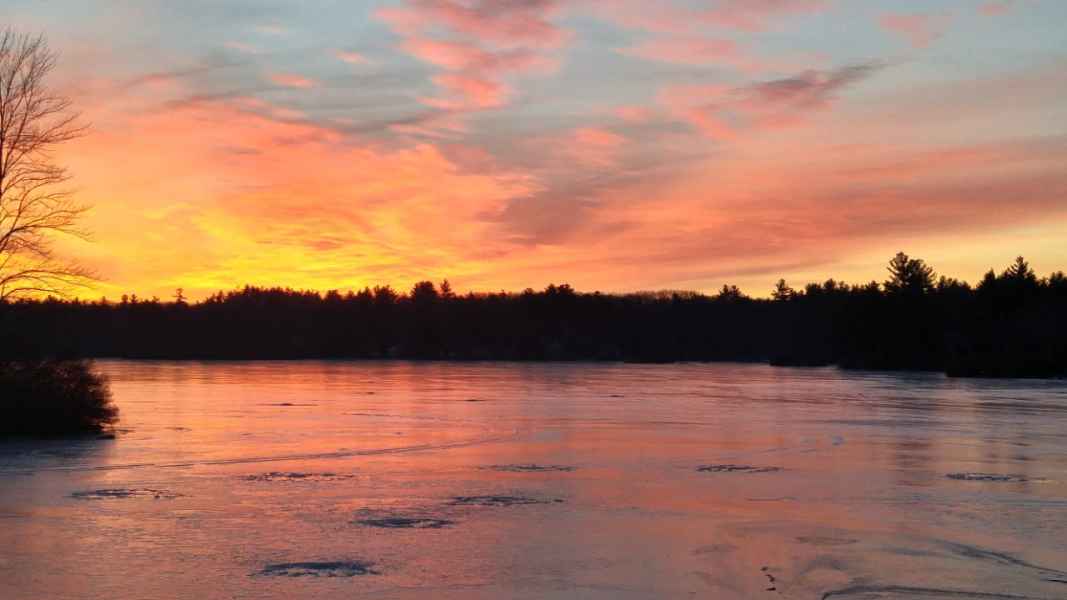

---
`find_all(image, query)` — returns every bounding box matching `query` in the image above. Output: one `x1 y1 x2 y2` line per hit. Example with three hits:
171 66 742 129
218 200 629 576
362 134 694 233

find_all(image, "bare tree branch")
0 28 91 301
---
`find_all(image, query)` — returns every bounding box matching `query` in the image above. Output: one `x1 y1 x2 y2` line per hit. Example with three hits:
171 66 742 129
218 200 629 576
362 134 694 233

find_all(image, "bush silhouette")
1 360 118 437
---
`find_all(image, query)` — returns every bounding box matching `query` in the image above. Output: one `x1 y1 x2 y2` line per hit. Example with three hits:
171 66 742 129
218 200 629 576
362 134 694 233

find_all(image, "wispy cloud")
225 41 262 55
879 13 952 49
377 0 567 117
978 1 1016 16
614 106 655 124
589 0 828 33
698 0 829 32
567 127 628 168
253 23 288 36
622 38 742 65
269 73 317 89
335 50 369 65
662 63 886 139
380 0 567 46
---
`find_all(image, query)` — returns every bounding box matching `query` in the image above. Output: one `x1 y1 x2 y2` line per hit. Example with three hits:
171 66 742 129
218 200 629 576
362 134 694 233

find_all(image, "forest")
2 253 1064 378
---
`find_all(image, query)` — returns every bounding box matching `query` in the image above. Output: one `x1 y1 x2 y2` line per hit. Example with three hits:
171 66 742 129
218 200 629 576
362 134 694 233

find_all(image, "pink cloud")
225 41 261 55
380 0 566 47
567 127 628 168
660 85 738 140
700 0 828 32
588 0 828 34
269 73 317 89
620 36 824 75
403 38 489 70
335 50 369 65
614 106 655 124
427 73 508 109
623 36 793 74
879 13 951 48
622 38 741 65
661 63 884 139
390 112 469 138
403 39 553 73
401 39 554 110
979 1 1015 16
377 0 567 117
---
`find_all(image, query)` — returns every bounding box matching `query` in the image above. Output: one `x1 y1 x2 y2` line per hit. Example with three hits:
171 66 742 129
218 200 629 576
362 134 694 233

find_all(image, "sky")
4 0 1067 299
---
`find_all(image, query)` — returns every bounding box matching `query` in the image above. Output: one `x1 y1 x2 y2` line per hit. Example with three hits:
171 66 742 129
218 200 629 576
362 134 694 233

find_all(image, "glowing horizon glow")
3 0 1066 300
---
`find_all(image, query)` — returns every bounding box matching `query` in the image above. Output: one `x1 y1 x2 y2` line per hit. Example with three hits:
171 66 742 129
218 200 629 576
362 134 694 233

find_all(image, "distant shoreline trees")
1 254 1064 379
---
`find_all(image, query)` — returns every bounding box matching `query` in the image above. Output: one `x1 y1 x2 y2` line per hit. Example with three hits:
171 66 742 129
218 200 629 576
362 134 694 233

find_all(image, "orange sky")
7 0 1066 299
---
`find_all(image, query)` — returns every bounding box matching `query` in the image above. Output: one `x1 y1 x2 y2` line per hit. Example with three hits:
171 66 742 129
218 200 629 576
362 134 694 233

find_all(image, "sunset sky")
5 0 1067 299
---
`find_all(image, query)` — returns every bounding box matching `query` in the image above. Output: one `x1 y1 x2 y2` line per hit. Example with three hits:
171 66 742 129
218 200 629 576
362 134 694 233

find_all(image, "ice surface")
1 361 1066 599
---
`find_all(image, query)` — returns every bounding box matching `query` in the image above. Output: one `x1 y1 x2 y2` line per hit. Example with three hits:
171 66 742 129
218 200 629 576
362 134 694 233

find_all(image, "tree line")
1 253 1064 378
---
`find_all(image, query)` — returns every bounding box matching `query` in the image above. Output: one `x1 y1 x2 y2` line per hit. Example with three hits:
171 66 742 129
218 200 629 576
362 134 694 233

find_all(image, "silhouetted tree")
1004 256 1035 282
1000 256 1039 297
716 284 746 302
439 279 455 299
884 252 935 295
1049 271 1067 292
373 285 397 306
0 29 90 300
772 279 795 301
411 280 438 305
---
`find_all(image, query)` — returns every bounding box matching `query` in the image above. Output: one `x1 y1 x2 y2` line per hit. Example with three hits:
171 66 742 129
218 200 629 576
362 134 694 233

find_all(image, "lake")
1 361 1066 599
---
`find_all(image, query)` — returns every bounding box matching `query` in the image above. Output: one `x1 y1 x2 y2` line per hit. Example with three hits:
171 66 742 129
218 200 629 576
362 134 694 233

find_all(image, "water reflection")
0 361 1065 599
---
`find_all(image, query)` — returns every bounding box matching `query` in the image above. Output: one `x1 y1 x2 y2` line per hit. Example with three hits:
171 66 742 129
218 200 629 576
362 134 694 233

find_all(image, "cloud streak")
588 0 828 33
879 13 951 48
269 73 317 89
662 63 885 139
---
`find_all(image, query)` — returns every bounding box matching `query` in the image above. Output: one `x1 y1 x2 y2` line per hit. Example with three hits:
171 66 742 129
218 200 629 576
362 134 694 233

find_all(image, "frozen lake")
1 361 1066 599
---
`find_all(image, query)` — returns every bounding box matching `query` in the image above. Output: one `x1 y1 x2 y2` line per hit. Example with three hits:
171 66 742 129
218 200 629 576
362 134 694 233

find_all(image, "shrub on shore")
0 360 118 437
